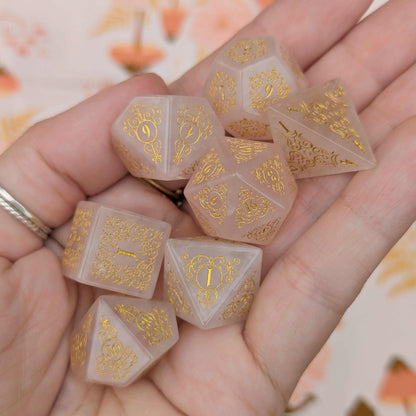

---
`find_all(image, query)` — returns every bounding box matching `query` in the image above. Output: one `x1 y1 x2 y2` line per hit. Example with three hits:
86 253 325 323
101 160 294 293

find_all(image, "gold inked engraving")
174 106 214 164
192 149 225 184
250 68 290 112
194 183 228 224
244 217 281 242
226 39 267 64
279 44 305 81
227 119 270 139
71 313 93 367
251 155 285 195
113 140 154 177
235 187 275 228
114 304 173 346
90 216 165 291
122 103 163 163
182 254 240 309
227 138 267 164
96 316 138 381
208 71 236 114
287 85 365 153
166 267 194 316
117 248 137 258
62 208 94 270
221 275 256 320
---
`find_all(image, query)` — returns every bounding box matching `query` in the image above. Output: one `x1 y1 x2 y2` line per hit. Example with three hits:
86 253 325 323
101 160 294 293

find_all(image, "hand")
1 0 415 414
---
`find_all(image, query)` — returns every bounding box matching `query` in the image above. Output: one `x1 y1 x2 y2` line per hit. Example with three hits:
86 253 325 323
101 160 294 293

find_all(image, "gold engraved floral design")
235 186 275 228
95 316 138 381
279 44 305 81
112 140 154 177
287 85 365 153
208 71 236 114
221 276 256 320
244 217 281 242
114 304 173 346
192 149 225 185
90 216 165 290
62 208 94 270
182 254 240 310
165 267 194 317
226 138 267 164
227 118 270 139
173 105 213 164
194 183 228 224
70 313 93 367
249 68 290 112
251 155 285 195
226 39 267 64
122 103 163 163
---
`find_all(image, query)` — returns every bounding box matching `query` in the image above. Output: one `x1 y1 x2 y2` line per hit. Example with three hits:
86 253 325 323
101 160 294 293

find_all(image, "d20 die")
111 95 224 180
164 237 262 329
204 37 307 140
184 137 297 245
268 79 377 178
70 295 178 386
62 201 171 298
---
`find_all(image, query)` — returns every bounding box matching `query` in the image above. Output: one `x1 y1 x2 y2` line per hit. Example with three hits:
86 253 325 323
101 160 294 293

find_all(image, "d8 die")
70 295 178 386
62 201 171 298
164 237 262 329
111 95 224 180
184 137 297 245
268 79 376 178
204 37 307 140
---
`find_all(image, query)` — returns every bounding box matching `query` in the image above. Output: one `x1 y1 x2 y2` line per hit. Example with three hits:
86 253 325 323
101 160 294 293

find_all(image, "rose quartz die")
70 295 178 386
204 37 307 140
111 95 224 180
267 79 377 178
61 201 171 298
164 237 262 329
184 137 297 245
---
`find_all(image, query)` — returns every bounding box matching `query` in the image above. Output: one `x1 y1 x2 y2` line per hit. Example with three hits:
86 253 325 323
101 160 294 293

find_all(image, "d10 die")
164 237 262 329
111 95 224 180
62 201 171 298
204 37 307 140
184 137 297 245
70 295 178 386
268 79 376 178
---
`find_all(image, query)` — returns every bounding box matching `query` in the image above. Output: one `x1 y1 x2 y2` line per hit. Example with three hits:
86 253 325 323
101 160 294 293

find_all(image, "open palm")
1 1 415 415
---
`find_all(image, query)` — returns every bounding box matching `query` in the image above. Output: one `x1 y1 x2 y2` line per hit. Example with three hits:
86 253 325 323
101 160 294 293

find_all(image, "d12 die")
268 79 377 178
164 237 262 329
111 95 224 180
204 37 307 140
62 201 171 298
184 137 297 245
70 295 178 386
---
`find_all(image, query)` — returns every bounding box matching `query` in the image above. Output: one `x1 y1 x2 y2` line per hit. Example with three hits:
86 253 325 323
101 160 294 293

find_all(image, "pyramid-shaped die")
70 295 178 386
204 37 307 140
268 79 377 178
62 201 171 298
111 95 224 180
164 237 262 329
184 137 297 245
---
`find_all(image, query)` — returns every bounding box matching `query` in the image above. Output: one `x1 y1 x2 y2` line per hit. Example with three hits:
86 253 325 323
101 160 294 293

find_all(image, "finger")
170 0 372 95
0 74 169 261
244 116 416 399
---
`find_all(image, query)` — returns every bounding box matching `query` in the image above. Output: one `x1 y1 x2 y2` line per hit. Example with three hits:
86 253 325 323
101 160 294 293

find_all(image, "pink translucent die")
70 295 178 386
61 201 171 298
111 95 224 180
184 137 297 245
204 37 307 140
268 79 377 179
164 237 262 329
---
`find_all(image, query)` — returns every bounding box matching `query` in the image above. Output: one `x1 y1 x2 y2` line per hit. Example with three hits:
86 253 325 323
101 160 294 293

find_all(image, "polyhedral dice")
164 237 262 329
183 137 297 245
204 37 307 141
70 295 178 386
111 95 224 180
62 201 171 298
267 79 377 178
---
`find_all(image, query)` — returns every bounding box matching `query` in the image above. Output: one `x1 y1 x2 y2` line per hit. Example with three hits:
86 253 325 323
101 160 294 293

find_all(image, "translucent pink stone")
61 201 171 298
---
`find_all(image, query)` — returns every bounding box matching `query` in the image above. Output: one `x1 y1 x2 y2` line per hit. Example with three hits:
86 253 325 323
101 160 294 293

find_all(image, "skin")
0 0 415 414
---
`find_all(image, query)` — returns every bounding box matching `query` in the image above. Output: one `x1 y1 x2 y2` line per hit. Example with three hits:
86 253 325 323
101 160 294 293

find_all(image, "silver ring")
0 186 51 240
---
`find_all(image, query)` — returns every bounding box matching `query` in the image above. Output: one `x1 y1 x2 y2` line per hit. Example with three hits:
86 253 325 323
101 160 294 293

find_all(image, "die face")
268 79 376 178
164 237 262 329
62 201 171 298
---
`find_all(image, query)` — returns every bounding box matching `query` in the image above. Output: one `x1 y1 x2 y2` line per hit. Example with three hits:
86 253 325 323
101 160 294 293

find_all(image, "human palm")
1 0 416 415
